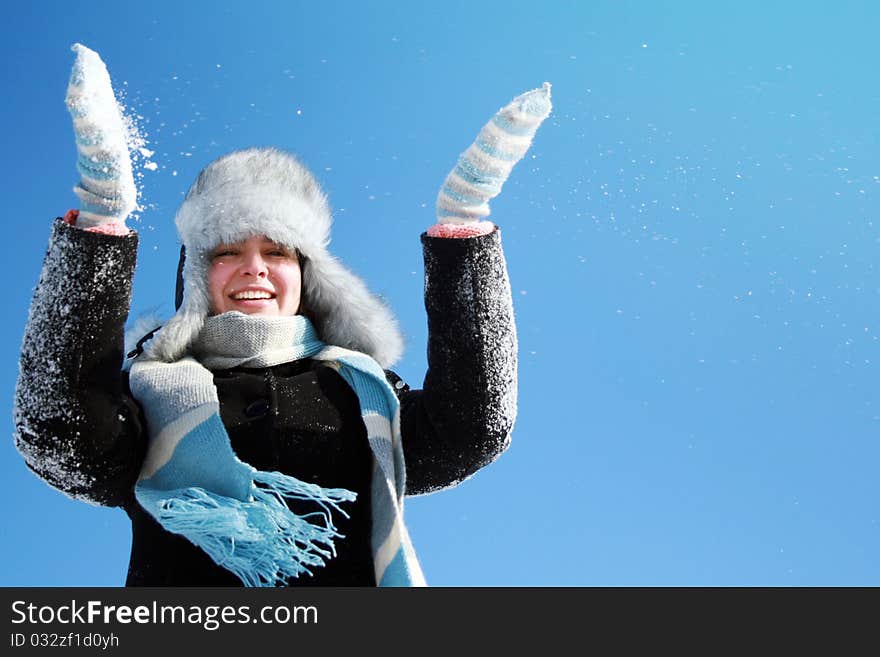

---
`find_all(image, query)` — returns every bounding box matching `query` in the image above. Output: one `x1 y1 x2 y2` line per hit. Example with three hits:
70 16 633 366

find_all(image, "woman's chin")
228 299 279 315
239 308 280 317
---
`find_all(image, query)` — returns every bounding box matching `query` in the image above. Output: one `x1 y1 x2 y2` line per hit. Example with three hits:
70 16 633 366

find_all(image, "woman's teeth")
232 290 273 300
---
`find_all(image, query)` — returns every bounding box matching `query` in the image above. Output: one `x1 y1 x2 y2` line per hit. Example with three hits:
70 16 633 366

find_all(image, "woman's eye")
212 250 236 258
264 247 292 257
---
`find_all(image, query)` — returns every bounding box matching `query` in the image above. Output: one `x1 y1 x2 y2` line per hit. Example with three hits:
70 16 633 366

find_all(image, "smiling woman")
12 43 551 588
207 236 303 317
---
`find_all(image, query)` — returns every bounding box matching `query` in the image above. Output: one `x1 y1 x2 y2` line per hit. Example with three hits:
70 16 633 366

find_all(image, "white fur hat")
141 147 404 367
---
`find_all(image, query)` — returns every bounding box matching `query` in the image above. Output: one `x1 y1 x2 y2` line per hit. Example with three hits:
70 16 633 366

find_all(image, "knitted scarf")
128 312 425 587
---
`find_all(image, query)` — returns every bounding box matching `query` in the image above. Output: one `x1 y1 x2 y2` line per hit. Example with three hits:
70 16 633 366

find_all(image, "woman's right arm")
13 218 145 507
15 44 146 507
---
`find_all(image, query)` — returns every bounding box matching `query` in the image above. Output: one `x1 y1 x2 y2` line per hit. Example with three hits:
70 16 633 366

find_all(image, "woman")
13 44 551 586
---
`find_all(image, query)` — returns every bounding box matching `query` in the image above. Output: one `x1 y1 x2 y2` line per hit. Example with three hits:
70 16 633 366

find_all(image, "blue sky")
2 0 879 586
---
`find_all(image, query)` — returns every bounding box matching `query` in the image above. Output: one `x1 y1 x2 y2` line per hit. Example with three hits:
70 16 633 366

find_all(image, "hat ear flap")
142 251 210 362
304 253 403 369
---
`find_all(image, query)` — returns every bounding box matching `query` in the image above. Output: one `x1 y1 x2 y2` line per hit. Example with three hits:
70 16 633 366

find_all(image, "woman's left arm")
395 83 552 495
393 227 517 495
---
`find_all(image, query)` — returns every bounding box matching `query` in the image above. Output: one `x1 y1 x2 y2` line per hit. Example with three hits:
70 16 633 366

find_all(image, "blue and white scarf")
129 313 425 587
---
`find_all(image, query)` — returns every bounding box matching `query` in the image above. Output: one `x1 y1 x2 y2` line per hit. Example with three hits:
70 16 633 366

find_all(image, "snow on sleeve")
413 229 518 494
13 222 137 504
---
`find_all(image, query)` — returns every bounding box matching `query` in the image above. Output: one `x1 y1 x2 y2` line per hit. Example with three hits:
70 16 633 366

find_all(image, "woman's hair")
294 248 311 320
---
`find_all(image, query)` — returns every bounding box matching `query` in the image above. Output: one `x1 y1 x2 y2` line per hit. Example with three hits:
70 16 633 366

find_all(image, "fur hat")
141 147 404 367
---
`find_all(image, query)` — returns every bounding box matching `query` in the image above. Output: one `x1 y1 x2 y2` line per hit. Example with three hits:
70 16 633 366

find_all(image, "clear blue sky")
2 0 878 586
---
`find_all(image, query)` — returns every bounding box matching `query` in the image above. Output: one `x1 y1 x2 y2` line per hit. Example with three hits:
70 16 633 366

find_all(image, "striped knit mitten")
65 43 136 231
429 82 552 238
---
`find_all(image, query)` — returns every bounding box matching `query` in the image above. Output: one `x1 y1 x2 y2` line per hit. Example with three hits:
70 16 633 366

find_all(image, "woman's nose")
241 252 268 277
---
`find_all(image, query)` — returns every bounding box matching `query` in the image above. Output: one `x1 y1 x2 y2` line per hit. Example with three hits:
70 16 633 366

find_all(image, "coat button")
244 399 270 418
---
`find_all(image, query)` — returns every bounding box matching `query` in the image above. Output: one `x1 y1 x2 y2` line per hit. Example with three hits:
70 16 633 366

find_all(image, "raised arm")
398 84 552 495
14 220 143 506
13 44 144 507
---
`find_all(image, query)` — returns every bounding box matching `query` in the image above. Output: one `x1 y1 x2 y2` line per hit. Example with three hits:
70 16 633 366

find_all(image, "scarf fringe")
137 470 357 587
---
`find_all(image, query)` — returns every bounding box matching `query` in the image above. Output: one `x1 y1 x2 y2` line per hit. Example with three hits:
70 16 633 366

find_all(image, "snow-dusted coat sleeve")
13 218 145 507
397 228 517 495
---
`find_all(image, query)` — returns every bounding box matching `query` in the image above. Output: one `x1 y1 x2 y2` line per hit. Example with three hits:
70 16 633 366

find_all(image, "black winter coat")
14 219 517 586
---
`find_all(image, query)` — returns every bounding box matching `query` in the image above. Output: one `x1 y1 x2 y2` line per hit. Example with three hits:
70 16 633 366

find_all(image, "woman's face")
207 235 302 317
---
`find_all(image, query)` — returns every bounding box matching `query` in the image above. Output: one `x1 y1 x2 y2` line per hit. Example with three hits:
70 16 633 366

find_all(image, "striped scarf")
129 312 425 587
